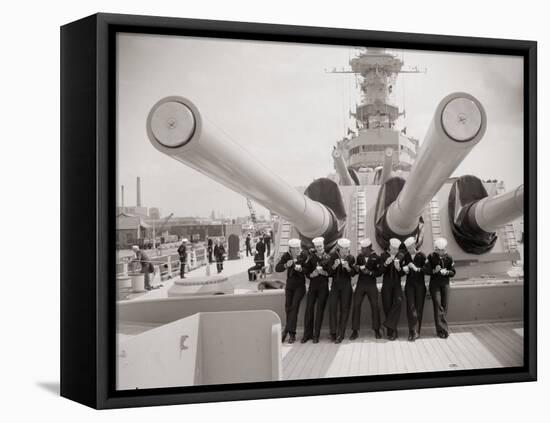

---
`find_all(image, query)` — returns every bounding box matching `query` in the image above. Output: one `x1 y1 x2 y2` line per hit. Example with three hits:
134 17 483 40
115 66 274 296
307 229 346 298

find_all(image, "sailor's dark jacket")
379 251 406 285
402 251 427 284
275 250 309 285
423 252 456 284
328 252 356 284
355 251 381 283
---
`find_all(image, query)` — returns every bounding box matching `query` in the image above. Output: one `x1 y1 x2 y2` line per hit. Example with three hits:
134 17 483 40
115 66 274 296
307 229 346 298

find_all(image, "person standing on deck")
255 236 266 261
245 233 252 257
263 231 272 257
328 238 356 344
424 237 456 338
276 238 308 344
380 238 406 340
132 245 153 291
301 237 330 344
213 238 226 273
402 236 427 341
350 238 383 340
207 238 213 263
177 238 188 279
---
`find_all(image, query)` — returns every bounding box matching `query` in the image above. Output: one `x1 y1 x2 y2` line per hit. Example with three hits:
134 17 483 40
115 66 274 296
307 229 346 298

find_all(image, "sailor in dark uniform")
350 238 382 340
301 236 330 344
247 250 265 281
213 239 226 273
380 238 405 340
255 237 266 259
328 238 356 343
424 237 456 338
177 238 188 279
402 236 427 341
275 238 308 344
132 245 153 290
245 233 252 257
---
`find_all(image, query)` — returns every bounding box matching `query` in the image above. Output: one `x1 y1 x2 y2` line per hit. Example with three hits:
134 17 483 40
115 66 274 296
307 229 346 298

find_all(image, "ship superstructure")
330 48 423 186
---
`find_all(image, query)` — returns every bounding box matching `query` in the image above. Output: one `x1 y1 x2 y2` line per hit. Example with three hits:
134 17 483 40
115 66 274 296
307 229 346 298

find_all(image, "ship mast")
327 48 425 184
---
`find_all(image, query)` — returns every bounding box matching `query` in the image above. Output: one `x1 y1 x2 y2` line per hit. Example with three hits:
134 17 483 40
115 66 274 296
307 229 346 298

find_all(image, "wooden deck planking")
489 323 523 350
474 325 522 367
376 338 386 375
403 336 424 372
305 341 324 380
392 338 408 374
447 332 481 369
412 337 432 372
453 327 501 368
282 321 523 380
419 335 448 370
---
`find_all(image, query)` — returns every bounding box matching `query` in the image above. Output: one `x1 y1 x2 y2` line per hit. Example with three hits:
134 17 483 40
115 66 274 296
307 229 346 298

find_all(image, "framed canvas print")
60 13 537 409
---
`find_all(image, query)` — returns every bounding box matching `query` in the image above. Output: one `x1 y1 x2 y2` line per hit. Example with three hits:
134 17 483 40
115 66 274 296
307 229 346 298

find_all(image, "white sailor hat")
131 245 139 250
337 238 351 248
389 238 401 249
312 237 325 246
404 237 416 248
434 237 448 249
182 238 189 243
359 238 372 248
288 238 301 248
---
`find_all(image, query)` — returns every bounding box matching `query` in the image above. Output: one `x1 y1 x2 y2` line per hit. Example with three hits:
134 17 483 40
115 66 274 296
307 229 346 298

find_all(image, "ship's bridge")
355 102 401 126
346 128 418 171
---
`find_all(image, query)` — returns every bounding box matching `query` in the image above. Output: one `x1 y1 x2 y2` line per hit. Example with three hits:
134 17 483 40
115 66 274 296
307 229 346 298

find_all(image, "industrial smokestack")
136 177 141 207
121 185 125 208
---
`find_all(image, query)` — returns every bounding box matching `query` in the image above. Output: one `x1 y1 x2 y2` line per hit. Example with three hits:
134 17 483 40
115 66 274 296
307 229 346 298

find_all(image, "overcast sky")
117 33 523 218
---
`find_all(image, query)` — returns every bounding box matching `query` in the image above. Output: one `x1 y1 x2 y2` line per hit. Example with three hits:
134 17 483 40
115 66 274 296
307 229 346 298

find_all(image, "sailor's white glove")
440 268 448 276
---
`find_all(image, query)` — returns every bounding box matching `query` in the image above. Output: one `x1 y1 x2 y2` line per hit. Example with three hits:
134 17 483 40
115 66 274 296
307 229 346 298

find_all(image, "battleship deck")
281 321 523 379
118 320 523 381
118 255 524 385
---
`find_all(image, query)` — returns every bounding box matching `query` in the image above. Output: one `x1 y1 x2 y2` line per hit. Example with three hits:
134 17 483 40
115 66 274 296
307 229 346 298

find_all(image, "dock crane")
246 198 257 225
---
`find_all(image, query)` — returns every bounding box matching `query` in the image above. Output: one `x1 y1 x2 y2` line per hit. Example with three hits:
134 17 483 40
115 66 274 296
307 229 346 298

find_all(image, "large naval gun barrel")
332 148 355 186
379 147 394 185
146 96 338 242
385 92 487 236
470 185 524 232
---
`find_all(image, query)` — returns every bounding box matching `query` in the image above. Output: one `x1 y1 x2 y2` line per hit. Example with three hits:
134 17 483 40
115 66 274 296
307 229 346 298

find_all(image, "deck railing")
116 243 230 281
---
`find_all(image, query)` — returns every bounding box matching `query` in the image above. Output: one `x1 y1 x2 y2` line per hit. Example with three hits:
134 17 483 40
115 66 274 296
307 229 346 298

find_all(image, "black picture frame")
60 12 537 409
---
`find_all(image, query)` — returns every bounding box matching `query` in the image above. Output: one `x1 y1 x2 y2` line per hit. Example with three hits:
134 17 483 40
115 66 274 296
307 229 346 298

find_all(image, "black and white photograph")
114 32 526 390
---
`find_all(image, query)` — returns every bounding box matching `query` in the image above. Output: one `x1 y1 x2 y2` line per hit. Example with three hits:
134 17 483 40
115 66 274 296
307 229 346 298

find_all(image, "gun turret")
146 96 343 245
385 92 487 236
449 174 523 253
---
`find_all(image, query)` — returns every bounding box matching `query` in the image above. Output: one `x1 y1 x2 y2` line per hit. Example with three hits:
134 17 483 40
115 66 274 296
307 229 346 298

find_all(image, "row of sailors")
276 236 455 344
